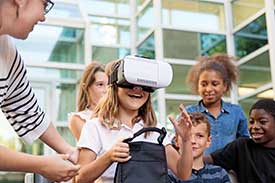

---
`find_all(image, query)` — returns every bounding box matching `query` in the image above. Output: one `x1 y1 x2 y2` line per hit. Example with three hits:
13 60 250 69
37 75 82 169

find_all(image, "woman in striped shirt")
0 0 79 182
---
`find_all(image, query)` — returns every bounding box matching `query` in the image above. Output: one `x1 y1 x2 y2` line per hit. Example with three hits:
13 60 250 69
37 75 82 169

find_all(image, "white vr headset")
109 55 173 92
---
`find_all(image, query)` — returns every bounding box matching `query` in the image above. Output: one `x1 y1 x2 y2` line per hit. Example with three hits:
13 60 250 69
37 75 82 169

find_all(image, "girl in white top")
69 62 108 140
0 0 79 182
75 60 193 183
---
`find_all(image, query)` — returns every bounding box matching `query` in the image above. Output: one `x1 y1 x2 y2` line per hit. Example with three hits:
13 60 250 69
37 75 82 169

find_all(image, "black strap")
123 127 167 145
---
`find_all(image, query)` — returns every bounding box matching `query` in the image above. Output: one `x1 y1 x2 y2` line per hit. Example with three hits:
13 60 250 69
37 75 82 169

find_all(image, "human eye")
259 120 268 125
196 133 204 138
249 119 255 125
212 81 220 86
200 82 207 87
96 82 105 87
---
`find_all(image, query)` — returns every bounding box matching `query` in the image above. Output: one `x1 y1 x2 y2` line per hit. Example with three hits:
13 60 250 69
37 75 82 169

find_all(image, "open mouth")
251 133 264 139
128 94 143 99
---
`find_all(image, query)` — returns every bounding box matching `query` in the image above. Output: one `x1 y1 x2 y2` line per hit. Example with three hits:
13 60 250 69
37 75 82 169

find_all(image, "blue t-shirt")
186 100 250 154
168 163 231 183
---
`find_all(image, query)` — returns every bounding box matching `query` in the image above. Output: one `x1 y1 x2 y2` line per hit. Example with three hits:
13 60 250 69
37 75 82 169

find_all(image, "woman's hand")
107 140 131 163
169 104 192 142
37 154 80 182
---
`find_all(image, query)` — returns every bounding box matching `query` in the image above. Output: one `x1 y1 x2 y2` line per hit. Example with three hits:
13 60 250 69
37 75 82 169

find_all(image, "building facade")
0 0 275 182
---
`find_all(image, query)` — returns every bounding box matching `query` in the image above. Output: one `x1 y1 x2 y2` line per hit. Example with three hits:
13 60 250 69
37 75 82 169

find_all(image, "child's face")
117 86 149 113
175 123 211 158
88 71 108 107
197 70 227 107
249 109 275 148
190 123 211 159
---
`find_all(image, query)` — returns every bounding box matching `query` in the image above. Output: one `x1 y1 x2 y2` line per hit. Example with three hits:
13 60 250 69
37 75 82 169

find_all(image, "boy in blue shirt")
169 112 230 183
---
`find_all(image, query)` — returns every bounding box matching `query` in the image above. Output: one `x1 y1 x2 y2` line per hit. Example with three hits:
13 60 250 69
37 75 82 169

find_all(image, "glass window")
200 34 227 56
232 0 264 26
92 46 130 64
83 0 129 17
166 99 197 132
15 25 85 64
0 172 25 183
57 126 76 146
166 64 192 94
47 2 82 18
163 29 226 60
27 67 82 122
152 92 159 122
238 51 271 96
56 83 77 122
234 15 267 58
137 33 155 59
137 0 149 11
90 16 130 46
162 0 225 32
239 89 274 118
137 1 154 41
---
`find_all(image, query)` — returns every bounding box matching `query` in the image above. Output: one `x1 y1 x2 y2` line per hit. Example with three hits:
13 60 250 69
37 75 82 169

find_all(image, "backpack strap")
123 127 167 145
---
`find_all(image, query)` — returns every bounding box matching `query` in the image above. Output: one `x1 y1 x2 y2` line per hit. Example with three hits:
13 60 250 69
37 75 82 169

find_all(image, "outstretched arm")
0 145 80 182
39 122 78 163
166 104 193 181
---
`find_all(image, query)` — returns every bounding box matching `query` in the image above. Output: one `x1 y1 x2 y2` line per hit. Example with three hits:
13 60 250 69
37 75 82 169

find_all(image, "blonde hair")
105 59 120 78
93 61 157 129
77 62 105 111
187 53 238 94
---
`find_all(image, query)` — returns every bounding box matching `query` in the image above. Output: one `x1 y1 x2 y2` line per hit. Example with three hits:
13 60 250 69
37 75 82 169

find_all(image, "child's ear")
223 82 228 93
206 136 212 148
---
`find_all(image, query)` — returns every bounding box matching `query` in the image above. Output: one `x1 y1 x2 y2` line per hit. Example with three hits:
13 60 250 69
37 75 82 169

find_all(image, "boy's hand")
169 104 192 142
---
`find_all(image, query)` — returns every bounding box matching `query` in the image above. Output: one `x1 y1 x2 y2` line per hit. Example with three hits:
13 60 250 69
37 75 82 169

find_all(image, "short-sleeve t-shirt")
211 137 275 183
78 118 171 183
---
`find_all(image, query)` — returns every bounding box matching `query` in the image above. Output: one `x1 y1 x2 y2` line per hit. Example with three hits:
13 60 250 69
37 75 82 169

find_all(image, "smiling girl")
75 60 193 183
186 54 249 154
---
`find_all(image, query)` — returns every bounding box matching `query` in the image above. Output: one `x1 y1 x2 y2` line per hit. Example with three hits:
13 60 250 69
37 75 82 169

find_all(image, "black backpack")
114 127 170 183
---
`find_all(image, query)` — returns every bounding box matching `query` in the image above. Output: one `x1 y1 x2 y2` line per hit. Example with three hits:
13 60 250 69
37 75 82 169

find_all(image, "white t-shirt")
69 108 92 122
78 118 170 183
0 35 50 144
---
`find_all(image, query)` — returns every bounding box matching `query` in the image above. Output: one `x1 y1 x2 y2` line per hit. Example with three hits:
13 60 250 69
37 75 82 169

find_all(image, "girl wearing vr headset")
0 0 79 182
75 60 193 183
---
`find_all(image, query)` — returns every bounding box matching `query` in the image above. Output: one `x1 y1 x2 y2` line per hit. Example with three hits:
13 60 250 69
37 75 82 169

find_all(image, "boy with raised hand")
205 99 275 183
169 112 230 183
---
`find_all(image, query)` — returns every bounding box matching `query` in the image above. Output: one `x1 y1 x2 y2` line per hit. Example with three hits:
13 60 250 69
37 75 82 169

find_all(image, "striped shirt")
0 35 50 144
168 163 231 183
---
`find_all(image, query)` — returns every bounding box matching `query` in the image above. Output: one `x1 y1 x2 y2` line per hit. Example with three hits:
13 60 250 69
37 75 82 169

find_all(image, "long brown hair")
77 62 104 111
93 61 157 129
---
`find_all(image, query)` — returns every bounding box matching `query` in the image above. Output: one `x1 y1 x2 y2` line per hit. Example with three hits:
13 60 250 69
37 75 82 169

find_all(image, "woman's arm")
68 115 86 141
76 140 130 183
0 145 80 182
39 122 78 163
